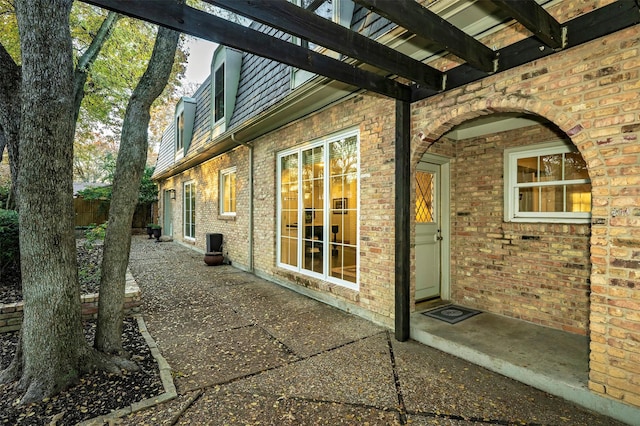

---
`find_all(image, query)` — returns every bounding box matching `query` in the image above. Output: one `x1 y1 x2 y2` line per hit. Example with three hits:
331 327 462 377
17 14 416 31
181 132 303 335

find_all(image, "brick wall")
445 125 591 335
411 23 640 408
1 272 141 333
158 147 251 267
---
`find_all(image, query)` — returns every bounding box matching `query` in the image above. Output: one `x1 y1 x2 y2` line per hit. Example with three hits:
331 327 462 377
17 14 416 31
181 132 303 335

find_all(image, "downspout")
232 132 254 273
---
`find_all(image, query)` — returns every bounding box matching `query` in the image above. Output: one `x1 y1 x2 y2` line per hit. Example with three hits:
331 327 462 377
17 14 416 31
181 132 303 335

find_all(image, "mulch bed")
0 241 164 425
1 241 102 304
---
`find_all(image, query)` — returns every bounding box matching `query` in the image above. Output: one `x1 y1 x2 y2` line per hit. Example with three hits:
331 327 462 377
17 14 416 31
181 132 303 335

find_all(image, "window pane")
518 186 536 212
184 183 195 238
280 154 299 267
222 171 236 213
540 154 563 182
540 185 564 212
565 152 589 180
176 112 184 150
567 183 591 212
516 157 537 183
214 66 225 122
416 171 435 223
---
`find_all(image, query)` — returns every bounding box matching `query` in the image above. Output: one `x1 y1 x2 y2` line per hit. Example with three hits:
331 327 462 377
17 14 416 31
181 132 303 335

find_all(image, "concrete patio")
116 236 634 425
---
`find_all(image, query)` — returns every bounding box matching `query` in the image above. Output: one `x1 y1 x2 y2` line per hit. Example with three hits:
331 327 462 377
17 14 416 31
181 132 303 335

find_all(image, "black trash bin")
204 233 224 266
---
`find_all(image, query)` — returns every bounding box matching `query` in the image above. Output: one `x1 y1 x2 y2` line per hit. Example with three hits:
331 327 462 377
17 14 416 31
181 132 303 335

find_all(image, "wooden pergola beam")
81 0 413 101
492 0 565 49
208 0 444 91
354 0 497 73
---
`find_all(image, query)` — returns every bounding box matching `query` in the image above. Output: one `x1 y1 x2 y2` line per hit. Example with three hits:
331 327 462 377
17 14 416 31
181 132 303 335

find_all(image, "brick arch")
410 92 598 327
411 94 590 166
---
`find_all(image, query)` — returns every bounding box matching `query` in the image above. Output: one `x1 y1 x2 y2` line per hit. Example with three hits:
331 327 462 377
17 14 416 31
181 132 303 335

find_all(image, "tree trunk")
0 43 21 209
10 0 89 403
94 25 179 354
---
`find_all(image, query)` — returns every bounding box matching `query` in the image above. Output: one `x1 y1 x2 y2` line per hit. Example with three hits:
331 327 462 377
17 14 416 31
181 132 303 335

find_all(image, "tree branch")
73 11 120 121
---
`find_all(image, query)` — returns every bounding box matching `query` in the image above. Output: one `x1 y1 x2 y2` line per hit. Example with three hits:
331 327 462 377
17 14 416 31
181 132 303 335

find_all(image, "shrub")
0 208 20 284
84 222 107 249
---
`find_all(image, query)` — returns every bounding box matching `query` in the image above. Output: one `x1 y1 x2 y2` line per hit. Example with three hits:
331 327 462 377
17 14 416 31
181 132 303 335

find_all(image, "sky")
183 36 218 85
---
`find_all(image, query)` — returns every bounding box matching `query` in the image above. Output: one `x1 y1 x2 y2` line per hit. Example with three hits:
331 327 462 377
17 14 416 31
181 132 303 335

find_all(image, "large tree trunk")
9 0 89 403
94 25 179 354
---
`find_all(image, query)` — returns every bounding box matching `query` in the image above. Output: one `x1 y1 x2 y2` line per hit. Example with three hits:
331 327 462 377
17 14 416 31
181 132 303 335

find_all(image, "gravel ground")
120 236 627 426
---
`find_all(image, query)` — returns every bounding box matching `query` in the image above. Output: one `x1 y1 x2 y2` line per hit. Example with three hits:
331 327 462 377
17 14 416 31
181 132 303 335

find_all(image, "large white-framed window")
183 181 196 239
220 166 236 216
277 129 359 290
504 141 591 223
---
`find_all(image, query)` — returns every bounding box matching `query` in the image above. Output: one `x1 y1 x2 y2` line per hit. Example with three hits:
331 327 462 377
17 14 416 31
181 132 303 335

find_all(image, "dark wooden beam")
305 0 324 12
81 0 412 101
354 0 497 73
207 0 444 91
492 0 564 49
394 99 411 342
415 0 640 102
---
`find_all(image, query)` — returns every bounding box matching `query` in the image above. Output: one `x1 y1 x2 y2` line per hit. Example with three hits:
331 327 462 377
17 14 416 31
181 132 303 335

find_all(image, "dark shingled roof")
154 6 394 177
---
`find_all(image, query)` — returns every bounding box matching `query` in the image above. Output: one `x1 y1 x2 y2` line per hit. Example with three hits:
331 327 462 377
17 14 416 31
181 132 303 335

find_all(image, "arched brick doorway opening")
410 97 596 383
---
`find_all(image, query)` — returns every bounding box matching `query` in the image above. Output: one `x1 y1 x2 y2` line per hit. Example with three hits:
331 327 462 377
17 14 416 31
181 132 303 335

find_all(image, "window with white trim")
176 111 184 152
277 130 359 290
504 141 591 223
183 181 196 239
220 166 236 216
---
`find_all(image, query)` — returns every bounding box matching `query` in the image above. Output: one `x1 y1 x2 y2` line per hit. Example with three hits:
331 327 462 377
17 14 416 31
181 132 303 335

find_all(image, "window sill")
218 214 236 221
506 217 591 224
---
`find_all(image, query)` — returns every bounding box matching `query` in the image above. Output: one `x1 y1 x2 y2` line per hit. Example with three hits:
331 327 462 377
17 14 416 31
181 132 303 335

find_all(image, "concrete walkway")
121 237 626 425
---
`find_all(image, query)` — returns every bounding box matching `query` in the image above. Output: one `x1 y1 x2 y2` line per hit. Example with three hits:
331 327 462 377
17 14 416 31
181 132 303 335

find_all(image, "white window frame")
175 109 184 161
219 166 237 216
504 141 591 224
276 128 360 291
183 180 196 240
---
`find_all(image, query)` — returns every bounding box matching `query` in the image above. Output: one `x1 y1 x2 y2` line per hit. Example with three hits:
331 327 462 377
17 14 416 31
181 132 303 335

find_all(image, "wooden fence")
74 197 155 228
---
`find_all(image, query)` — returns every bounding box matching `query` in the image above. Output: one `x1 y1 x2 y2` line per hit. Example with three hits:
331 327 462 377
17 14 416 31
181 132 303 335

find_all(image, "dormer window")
210 46 242 137
214 64 225 123
174 97 196 159
176 112 184 152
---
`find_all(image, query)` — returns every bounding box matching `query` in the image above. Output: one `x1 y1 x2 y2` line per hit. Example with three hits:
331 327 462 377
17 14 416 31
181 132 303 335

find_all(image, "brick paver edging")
0 271 142 333
78 314 177 426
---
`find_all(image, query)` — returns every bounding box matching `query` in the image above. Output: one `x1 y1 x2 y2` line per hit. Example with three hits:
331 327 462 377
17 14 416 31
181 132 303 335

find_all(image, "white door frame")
418 153 451 301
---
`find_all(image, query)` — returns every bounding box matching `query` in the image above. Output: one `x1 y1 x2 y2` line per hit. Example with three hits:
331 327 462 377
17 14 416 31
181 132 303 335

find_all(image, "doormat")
422 305 481 324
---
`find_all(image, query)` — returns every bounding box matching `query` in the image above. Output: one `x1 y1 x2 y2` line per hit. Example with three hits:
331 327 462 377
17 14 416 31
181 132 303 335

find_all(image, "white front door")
415 162 441 301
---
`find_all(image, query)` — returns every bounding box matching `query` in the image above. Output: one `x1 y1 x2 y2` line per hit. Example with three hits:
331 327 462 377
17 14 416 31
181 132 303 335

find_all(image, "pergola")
82 0 640 340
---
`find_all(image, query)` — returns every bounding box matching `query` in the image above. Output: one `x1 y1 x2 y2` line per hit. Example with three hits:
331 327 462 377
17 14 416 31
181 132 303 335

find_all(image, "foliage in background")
0 1 188 182
0 208 19 285
77 165 157 205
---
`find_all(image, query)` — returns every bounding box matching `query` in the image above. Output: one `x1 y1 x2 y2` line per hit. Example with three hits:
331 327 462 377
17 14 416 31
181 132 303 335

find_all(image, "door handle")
435 229 443 241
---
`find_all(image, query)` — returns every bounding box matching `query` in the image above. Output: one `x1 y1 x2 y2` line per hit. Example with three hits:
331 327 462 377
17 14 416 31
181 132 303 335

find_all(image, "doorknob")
435 229 443 241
